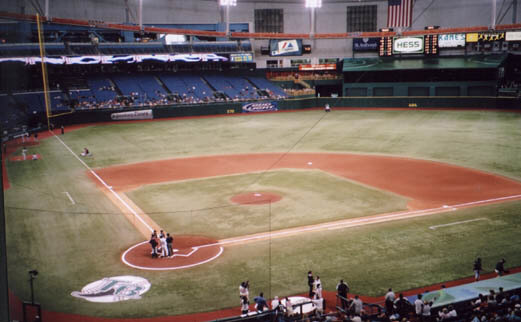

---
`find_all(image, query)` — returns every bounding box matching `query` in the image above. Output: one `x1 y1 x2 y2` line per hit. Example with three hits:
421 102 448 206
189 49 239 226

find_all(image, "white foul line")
429 218 487 230
63 191 75 205
198 193 521 247
52 132 154 233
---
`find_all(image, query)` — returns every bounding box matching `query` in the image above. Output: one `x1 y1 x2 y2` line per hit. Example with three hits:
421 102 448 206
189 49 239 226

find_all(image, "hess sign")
393 36 424 54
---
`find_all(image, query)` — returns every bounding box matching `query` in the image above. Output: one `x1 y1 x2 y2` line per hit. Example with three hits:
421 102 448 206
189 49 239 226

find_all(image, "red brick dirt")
96 152 521 211
125 235 221 269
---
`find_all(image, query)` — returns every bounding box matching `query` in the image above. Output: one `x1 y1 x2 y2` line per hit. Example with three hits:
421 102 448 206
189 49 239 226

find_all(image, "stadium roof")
342 54 508 72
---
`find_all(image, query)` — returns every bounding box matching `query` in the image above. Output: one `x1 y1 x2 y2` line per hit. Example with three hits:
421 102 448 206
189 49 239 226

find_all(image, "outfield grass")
5 109 521 317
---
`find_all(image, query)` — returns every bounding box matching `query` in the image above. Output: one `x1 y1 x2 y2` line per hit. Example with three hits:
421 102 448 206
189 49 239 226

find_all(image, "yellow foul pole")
36 14 52 130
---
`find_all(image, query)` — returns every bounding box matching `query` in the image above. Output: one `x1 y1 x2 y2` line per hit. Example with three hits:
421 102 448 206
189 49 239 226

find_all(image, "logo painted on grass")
71 276 151 303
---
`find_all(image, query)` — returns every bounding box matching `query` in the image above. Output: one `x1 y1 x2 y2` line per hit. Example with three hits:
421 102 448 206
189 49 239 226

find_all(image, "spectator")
385 288 396 315
394 293 412 319
438 306 456 321
253 292 268 312
239 281 249 301
474 257 482 281
313 276 323 299
307 271 314 297
495 258 507 276
336 279 349 311
285 297 294 316
349 295 363 315
415 294 424 318
422 300 433 321
271 295 279 310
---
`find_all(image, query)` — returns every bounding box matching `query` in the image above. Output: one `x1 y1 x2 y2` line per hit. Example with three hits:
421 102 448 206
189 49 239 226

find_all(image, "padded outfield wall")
49 97 521 126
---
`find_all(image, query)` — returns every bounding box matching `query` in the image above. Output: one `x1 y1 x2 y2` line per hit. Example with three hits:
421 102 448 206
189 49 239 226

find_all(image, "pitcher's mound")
122 235 223 270
230 192 282 205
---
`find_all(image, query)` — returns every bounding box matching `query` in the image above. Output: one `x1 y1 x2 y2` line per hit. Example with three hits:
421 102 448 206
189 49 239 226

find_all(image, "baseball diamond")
2 1 521 320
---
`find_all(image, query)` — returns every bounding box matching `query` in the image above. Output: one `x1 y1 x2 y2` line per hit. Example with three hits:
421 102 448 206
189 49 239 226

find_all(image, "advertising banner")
438 34 466 48
111 109 153 121
478 32 505 42
466 33 479 43
392 36 424 54
353 37 379 51
242 101 278 113
230 53 253 62
506 31 521 41
298 64 336 71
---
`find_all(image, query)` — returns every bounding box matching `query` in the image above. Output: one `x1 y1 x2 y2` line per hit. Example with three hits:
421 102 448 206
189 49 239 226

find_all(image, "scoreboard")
424 34 438 55
379 37 393 57
379 35 438 56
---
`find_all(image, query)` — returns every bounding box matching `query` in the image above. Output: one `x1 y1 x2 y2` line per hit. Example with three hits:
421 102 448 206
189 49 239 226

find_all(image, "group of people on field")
149 229 176 258
473 257 509 281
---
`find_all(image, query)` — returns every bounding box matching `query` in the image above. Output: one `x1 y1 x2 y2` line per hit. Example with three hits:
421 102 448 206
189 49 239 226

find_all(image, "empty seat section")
247 76 288 98
204 75 258 100
0 95 26 130
159 74 212 100
203 75 240 99
87 77 117 103
13 93 45 113
49 92 70 111
111 74 141 97
181 75 213 99
132 75 167 101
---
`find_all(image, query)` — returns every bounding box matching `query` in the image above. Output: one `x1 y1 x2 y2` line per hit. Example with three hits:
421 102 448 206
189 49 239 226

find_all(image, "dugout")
342 54 508 97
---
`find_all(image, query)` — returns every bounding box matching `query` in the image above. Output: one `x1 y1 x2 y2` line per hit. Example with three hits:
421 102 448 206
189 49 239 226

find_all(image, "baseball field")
4 108 521 318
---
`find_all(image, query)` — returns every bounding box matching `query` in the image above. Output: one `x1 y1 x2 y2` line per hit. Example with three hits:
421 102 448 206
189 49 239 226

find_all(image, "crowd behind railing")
220 262 521 322
267 71 341 82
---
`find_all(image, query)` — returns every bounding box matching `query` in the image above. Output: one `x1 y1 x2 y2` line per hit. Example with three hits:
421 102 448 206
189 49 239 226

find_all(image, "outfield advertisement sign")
393 36 424 54
353 37 379 51
438 33 466 48
71 276 151 303
506 31 521 41
242 101 278 113
111 109 153 121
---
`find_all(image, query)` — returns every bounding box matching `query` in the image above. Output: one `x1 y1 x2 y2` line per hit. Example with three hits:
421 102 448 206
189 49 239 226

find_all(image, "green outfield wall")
50 96 520 127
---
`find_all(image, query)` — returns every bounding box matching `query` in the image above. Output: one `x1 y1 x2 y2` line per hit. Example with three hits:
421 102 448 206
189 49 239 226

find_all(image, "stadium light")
220 0 237 38
219 0 237 6
305 0 322 8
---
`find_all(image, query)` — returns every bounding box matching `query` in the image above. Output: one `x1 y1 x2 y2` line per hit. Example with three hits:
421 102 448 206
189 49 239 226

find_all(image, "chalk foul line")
52 132 154 233
63 191 75 205
202 193 521 248
429 218 488 230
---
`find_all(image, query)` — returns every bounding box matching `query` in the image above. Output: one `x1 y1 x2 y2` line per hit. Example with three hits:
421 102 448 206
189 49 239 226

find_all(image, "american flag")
387 0 414 28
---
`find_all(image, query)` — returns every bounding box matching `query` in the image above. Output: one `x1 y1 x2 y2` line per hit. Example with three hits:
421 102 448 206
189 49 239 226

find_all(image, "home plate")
173 249 179 252
254 193 262 197
307 162 313 165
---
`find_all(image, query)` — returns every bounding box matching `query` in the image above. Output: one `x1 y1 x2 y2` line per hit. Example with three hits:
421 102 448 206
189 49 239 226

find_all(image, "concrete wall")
1 0 520 66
